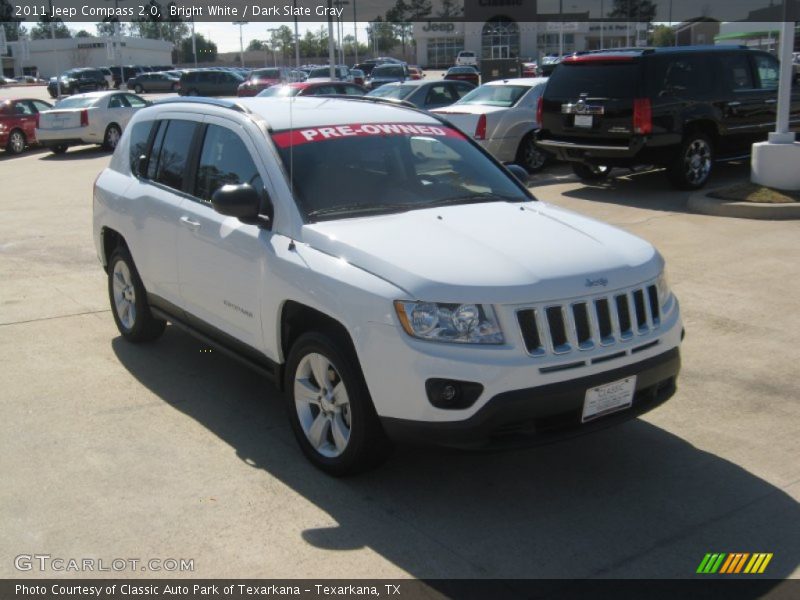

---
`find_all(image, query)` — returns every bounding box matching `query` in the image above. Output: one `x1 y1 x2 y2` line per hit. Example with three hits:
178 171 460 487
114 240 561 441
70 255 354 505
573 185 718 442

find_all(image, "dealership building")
2 36 173 79
414 17 648 68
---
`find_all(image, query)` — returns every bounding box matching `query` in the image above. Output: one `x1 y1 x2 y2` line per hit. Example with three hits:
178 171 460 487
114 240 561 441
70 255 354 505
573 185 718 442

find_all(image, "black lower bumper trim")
380 348 680 449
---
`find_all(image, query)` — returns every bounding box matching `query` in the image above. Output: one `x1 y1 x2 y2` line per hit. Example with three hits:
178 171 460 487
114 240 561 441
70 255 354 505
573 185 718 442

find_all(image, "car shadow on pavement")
112 328 800 583
550 162 751 214
0 146 49 162
38 146 111 161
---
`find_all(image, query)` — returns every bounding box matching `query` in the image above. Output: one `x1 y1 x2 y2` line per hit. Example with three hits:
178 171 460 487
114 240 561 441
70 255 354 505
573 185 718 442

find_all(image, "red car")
237 67 289 97
256 80 366 98
408 66 424 80
444 66 480 87
0 98 53 155
521 62 539 77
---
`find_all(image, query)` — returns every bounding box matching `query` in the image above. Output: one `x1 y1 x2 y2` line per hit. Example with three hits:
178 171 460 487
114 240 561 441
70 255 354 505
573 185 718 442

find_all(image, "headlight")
656 270 671 307
394 301 504 345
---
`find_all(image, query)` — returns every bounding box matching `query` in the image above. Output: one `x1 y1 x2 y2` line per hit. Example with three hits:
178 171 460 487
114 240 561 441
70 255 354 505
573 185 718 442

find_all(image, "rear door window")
150 120 199 191
718 54 755 91
651 55 714 96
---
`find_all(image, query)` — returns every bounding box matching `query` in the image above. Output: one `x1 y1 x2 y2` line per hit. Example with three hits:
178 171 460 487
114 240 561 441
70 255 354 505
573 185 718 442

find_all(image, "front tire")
516 134 549 173
103 124 122 151
108 247 166 343
572 162 611 181
6 129 26 154
50 144 68 154
134 84 143 94
667 133 714 190
285 332 391 476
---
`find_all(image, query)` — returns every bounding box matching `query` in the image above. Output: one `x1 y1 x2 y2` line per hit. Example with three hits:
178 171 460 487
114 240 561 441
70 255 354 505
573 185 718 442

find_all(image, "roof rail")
315 94 417 109
153 96 250 113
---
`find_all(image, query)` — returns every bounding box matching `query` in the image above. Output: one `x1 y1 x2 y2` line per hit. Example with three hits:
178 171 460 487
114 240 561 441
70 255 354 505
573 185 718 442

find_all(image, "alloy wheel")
683 139 712 186
8 131 25 154
294 353 352 458
112 260 137 330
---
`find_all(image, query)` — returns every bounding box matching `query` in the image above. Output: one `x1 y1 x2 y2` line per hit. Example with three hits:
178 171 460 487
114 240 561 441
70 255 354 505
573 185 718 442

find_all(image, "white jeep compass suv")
93 96 682 475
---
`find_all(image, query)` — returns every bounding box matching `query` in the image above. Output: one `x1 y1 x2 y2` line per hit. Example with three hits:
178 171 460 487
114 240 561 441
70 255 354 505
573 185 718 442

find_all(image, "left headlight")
656 270 671 308
394 301 504 345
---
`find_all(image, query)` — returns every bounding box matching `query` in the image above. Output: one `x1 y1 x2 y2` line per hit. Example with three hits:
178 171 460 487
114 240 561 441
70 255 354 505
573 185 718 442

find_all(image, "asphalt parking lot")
1 83 799 583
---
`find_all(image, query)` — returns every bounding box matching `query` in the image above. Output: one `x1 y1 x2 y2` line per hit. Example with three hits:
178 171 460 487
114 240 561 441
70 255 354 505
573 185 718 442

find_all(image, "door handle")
727 101 742 107
179 216 201 230
764 98 777 104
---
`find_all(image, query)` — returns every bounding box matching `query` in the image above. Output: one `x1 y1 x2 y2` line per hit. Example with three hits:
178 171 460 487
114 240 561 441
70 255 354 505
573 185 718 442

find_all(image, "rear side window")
151 120 198 191
753 54 779 90
545 62 640 99
195 125 262 203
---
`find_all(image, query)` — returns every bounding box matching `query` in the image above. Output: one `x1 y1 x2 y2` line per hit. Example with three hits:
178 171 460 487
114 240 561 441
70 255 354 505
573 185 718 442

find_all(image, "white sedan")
433 77 549 173
36 91 148 154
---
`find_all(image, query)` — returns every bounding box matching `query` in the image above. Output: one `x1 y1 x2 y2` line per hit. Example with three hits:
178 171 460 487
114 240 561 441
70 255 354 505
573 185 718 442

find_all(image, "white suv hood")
302 201 660 304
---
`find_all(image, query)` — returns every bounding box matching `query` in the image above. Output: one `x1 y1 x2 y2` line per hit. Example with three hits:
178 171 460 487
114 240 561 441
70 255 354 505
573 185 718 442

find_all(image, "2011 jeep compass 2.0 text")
93 96 682 475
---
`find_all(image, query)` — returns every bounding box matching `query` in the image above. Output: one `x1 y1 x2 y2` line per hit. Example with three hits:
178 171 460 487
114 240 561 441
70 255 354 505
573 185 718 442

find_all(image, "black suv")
537 46 800 189
47 68 108 97
178 70 244 96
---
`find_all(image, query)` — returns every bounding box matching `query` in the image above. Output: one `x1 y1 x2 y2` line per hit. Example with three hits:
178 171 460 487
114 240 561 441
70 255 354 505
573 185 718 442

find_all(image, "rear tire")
134 84 143 94
572 162 611 182
187 88 199 96
516 134 549 174
6 129 26 154
285 332 391 476
108 246 166 343
667 133 714 190
50 144 68 154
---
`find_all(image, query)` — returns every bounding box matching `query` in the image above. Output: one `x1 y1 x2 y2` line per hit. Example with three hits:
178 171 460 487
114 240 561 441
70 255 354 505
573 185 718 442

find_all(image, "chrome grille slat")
517 282 661 358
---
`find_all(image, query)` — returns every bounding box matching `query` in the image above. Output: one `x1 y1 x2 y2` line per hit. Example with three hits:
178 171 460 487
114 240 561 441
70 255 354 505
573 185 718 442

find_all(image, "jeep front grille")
517 283 661 357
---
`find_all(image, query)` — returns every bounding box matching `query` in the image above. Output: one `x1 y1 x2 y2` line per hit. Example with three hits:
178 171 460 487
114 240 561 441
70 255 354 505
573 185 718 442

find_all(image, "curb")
688 189 800 220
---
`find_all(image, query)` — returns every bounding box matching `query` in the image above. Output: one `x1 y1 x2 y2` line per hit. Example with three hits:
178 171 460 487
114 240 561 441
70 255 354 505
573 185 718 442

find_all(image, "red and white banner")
271 122 465 148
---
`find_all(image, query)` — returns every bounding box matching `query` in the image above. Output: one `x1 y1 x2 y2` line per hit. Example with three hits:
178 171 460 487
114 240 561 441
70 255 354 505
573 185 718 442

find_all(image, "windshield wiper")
419 192 524 208
307 203 416 219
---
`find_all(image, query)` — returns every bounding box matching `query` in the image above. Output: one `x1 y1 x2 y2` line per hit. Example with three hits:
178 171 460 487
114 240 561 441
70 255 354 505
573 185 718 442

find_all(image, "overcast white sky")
66 21 375 53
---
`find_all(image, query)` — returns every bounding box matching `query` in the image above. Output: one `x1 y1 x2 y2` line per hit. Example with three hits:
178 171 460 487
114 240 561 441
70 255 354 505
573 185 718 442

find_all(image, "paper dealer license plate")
581 376 636 423
574 115 593 128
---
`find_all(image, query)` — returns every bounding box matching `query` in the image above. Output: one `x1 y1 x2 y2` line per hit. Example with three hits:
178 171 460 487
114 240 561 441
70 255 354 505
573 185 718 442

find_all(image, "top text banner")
1 0 798 23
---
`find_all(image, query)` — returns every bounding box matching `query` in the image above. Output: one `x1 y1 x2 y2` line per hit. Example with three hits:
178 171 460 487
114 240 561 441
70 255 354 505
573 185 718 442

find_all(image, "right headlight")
656 269 671 307
394 300 504 345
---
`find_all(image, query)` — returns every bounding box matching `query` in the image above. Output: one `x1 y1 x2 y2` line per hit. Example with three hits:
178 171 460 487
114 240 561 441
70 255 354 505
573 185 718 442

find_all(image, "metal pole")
328 0 336 79
600 0 604 50
293 0 300 68
191 18 198 68
559 0 563 56
233 21 247 68
353 0 358 64
773 18 795 138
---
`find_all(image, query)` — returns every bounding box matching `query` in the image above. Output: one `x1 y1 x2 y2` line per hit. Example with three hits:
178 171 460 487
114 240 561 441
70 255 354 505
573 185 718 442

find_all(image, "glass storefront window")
481 18 520 60
427 37 465 68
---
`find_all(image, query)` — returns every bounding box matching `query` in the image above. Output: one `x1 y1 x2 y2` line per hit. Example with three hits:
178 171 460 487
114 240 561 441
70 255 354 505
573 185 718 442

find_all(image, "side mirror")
211 183 272 227
506 164 530 185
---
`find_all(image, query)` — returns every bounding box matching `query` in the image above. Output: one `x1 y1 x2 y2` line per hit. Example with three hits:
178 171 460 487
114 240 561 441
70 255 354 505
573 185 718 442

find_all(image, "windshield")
455 85 530 108
367 84 415 99
271 122 530 222
54 97 97 109
545 62 640 99
308 67 341 78
257 85 302 97
251 68 282 80
372 66 405 78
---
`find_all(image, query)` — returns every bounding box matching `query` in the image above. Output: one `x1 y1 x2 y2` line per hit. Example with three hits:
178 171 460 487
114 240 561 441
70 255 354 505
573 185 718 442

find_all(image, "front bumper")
381 347 680 448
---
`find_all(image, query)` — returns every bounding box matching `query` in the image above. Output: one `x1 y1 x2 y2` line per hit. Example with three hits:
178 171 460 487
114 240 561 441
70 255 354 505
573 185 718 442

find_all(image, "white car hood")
301 201 660 304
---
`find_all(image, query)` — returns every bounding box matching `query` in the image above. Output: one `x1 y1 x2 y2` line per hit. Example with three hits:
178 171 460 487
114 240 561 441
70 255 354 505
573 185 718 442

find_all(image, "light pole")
233 20 248 67
352 0 358 64
334 0 350 65
267 28 280 67
293 0 300 68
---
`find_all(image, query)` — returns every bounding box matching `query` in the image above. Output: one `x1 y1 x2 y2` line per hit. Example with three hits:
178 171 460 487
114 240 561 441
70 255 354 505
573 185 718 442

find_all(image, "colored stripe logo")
697 553 773 574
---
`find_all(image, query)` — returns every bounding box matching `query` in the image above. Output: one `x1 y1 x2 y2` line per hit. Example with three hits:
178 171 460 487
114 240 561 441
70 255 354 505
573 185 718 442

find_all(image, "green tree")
650 24 675 47
437 0 462 17
247 39 264 51
30 20 72 40
366 18 399 55
96 21 127 37
608 0 657 22
270 24 294 58
74 29 92 38
181 33 216 62
1 0 27 42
